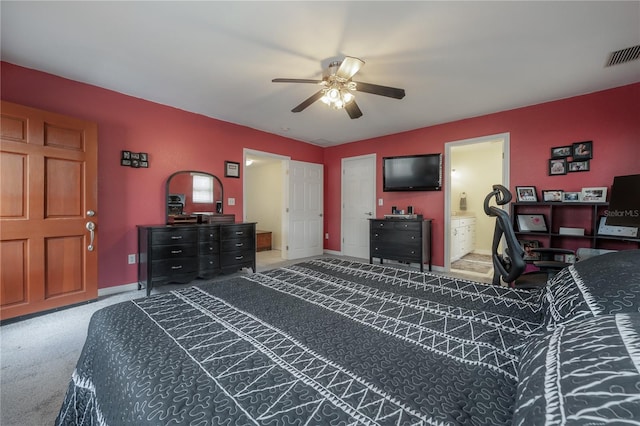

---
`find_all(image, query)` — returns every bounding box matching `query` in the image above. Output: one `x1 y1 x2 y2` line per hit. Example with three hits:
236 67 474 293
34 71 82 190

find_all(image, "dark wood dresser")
138 218 256 295
369 217 433 272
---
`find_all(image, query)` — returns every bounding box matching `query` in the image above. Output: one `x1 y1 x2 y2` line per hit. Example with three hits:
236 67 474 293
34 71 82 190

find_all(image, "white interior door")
341 154 376 259
285 160 323 260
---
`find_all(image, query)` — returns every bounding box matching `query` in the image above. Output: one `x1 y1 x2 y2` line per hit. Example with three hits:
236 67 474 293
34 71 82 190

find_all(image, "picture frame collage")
516 186 608 204
121 150 149 168
548 140 593 176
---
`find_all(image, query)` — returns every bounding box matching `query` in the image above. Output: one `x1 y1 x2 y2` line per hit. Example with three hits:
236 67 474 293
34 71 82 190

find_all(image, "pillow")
542 249 640 327
513 313 640 425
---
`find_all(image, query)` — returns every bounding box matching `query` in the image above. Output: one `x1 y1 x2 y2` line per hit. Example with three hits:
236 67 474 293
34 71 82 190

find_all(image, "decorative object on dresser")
369 216 432 271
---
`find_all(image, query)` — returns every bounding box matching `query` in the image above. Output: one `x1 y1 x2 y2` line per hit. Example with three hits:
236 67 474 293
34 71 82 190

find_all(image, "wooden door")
1 101 98 320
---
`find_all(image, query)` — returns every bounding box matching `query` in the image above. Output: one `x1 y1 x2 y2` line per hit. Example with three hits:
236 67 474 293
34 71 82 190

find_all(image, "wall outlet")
325 233 329 240
228 197 236 206
378 198 383 206
128 254 136 264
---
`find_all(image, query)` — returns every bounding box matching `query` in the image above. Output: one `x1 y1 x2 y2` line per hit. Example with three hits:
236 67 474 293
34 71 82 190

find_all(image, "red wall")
1 62 323 289
324 83 640 266
2 62 639 285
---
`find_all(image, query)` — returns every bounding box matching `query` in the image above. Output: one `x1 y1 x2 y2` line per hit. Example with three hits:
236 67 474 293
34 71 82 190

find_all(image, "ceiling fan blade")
345 100 363 119
336 56 365 80
272 78 324 84
353 81 406 99
291 90 324 112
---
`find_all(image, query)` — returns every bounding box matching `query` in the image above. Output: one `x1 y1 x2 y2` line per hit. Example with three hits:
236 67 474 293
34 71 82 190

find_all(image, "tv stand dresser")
369 216 433 272
138 215 256 296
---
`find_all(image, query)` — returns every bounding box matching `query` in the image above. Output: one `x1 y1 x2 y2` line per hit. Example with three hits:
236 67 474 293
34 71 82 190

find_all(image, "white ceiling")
1 1 639 147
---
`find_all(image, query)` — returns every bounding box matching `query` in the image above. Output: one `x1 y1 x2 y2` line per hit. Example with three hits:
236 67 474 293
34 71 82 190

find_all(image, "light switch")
228 197 235 206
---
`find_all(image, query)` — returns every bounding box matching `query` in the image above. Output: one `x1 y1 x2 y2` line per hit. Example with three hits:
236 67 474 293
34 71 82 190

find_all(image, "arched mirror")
166 171 223 224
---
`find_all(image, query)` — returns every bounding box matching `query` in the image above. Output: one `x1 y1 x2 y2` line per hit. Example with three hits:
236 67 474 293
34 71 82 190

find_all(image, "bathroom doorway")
444 133 509 281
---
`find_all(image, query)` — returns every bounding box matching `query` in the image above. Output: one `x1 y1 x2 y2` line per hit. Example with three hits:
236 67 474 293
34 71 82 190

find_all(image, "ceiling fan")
272 56 405 119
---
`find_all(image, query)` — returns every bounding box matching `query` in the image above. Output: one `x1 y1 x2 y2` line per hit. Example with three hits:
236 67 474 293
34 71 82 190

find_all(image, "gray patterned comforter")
56 257 544 425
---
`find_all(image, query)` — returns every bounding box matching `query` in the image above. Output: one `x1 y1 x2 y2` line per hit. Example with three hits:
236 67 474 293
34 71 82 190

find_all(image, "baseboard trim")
98 282 139 297
323 249 342 256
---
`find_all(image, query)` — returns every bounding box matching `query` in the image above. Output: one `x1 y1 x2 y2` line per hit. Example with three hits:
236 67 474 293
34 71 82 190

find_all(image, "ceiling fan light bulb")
328 88 340 100
342 92 354 104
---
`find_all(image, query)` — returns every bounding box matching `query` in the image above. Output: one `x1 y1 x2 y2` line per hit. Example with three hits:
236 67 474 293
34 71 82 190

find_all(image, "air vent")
606 45 640 67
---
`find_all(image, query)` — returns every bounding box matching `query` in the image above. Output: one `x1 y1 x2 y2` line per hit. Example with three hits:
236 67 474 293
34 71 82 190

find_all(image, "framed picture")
562 192 581 202
581 187 607 202
518 239 541 261
548 158 567 175
597 216 638 238
542 190 563 202
551 146 572 158
517 214 548 232
572 141 593 159
225 161 240 178
568 160 590 172
515 186 538 202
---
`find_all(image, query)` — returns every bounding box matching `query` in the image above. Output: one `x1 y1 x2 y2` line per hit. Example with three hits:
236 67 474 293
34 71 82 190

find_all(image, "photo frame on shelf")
572 140 593 160
550 146 572 158
548 158 567 175
518 239 541 261
562 192 581 202
515 186 538 202
568 160 590 172
542 190 563 202
224 161 240 178
517 214 548 232
581 187 607 203
597 216 638 238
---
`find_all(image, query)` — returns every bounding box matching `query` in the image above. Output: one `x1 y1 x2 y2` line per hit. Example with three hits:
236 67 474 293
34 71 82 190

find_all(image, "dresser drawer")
151 244 198 259
151 228 197 245
220 250 254 266
370 220 421 232
371 245 422 262
198 226 220 241
371 229 421 246
199 241 220 255
221 238 254 252
151 257 198 278
220 224 254 240
199 255 221 275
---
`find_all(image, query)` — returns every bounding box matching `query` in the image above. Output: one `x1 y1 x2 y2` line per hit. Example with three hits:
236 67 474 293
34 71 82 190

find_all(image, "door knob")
365 212 373 216
87 210 96 217
86 221 96 251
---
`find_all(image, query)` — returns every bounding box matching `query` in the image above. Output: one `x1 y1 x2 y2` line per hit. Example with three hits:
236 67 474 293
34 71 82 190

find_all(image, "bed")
56 253 640 425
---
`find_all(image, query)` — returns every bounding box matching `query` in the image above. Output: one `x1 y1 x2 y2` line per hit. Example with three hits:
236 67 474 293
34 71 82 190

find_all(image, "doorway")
444 133 509 281
243 150 324 264
244 150 288 265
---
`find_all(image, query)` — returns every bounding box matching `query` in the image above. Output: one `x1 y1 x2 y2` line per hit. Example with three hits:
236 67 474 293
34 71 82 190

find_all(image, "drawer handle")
235 255 244 260
171 235 183 240
411 236 415 240
378 223 385 227
171 265 183 270
235 243 244 247
171 250 183 254
235 231 244 235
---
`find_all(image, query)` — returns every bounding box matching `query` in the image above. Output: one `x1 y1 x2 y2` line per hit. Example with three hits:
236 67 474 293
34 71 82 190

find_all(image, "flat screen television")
383 153 442 192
